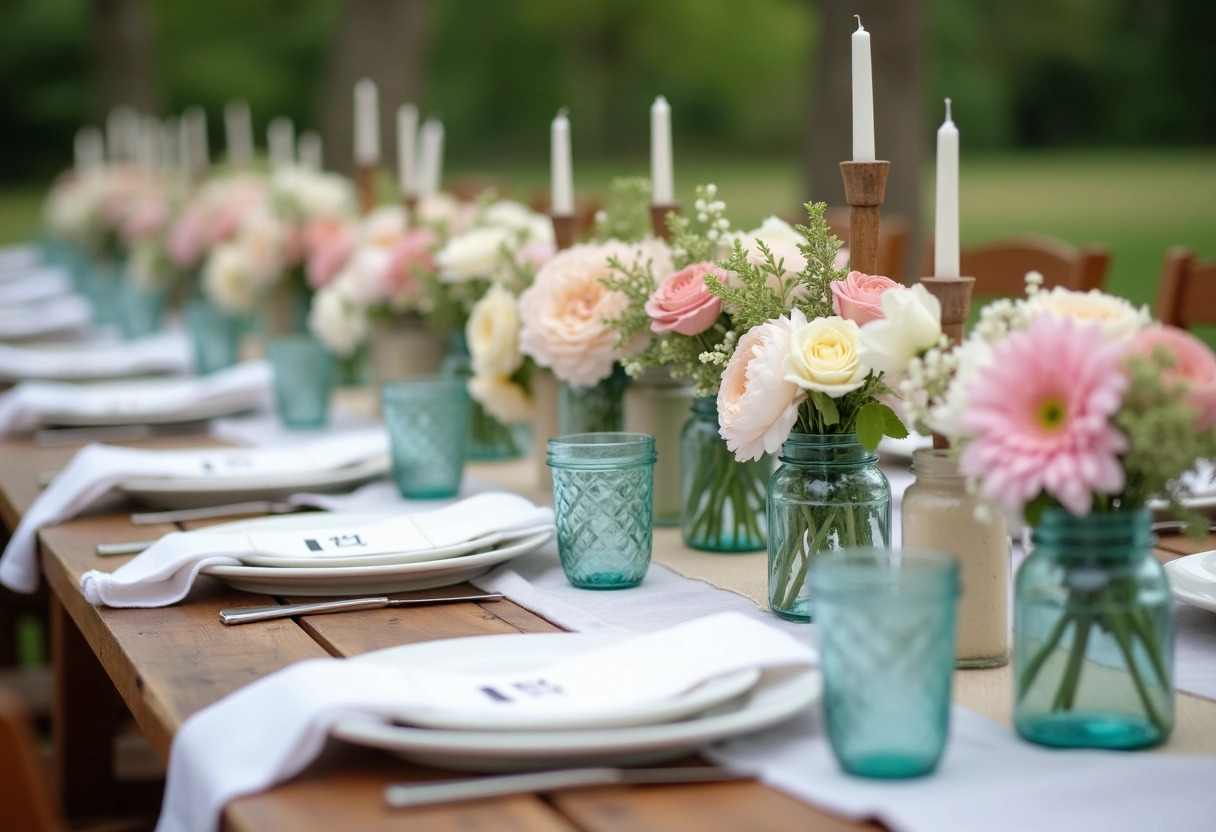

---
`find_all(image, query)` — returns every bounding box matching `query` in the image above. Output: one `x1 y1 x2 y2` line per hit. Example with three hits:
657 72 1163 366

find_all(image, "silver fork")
129 500 311 526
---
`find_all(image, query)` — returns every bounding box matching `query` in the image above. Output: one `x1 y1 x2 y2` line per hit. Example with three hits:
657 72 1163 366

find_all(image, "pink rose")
516 239 557 272
382 228 438 298
305 222 354 289
1132 325 1216 430
830 271 901 325
168 209 207 269
645 262 724 336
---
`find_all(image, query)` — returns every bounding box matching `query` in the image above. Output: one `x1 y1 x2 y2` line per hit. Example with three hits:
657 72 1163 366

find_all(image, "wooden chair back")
919 236 1110 295
0 684 60 832
1155 247 1216 328
821 207 910 283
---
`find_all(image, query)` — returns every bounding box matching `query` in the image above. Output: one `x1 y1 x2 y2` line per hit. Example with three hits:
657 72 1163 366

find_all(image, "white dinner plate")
200 528 554 595
39 377 263 428
341 632 761 733
117 455 391 509
331 633 821 772
1164 549 1216 613
877 433 933 462
205 511 555 569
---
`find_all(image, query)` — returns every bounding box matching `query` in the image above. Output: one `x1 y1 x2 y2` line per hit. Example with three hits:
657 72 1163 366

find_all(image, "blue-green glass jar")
382 376 471 499
185 300 248 375
267 336 335 429
767 433 891 622
559 365 629 435
119 283 169 340
442 331 529 460
1015 508 1173 749
680 397 770 552
548 432 656 590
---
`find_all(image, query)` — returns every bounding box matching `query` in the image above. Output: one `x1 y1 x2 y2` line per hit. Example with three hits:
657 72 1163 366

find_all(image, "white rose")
1023 285 1149 341
467 284 523 377
469 374 533 424
234 208 286 288
783 315 868 397
359 205 408 247
738 216 807 275
858 284 943 376
202 243 257 313
308 281 369 357
341 246 392 307
414 192 476 233
484 200 554 244
273 167 355 222
435 226 513 282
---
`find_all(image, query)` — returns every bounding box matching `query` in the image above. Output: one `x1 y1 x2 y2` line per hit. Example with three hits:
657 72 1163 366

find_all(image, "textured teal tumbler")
547 433 656 589
186 300 246 374
268 336 334 429
809 548 959 779
119 283 168 340
382 376 471 498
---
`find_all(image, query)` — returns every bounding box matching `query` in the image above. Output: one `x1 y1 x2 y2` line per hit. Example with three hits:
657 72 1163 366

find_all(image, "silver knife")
384 767 754 809
218 592 505 625
34 421 212 447
130 500 311 525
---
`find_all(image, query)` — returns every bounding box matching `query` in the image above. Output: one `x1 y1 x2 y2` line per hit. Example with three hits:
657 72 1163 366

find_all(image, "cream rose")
783 315 868 397
435 226 513 282
1024 284 1149 340
858 284 943 377
467 284 523 377
233 208 286 288
308 279 369 357
717 310 808 462
484 200 554 244
469 374 534 424
359 204 408 247
202 243 257 313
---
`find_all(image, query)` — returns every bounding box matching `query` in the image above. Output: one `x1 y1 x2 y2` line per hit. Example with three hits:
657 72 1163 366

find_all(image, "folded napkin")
0 331 192 382
0 294 92 341
0 244 41 274
154 612 813 832
80 492 553 607
0 361 273 436
0 266 70 305
0 428 390 593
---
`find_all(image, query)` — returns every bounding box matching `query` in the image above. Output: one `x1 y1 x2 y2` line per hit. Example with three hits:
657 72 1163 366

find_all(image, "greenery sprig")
593 177 652 244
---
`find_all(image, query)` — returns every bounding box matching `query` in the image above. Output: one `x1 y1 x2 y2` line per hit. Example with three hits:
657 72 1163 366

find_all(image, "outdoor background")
0 0 1212 310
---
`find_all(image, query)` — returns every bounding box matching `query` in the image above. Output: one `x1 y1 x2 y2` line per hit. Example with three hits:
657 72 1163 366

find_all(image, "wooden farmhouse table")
1 428 1214 832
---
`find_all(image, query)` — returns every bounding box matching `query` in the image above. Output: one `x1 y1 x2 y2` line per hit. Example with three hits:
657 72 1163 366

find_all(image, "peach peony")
1132 325 1216 430
717 310 808 462
830 271 901 325
645 262 724 336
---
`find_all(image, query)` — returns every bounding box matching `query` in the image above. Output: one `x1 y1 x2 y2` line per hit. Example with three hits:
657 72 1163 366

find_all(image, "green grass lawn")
2 147 1213 311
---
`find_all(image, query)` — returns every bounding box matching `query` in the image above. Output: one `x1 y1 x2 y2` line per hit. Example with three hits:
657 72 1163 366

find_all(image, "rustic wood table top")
1 431 1213 832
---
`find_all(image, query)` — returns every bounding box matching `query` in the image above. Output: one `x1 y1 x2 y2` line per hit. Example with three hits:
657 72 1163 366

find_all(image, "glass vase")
1015 508 1173 749
559 365 628 435
441 331 528 461
623 371 694 527
681 397 770 552
767 433 891 622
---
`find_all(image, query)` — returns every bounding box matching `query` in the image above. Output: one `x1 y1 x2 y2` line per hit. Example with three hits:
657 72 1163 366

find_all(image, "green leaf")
1022 493 1056 528
809 391 840 427
874 403 909 439
855 402 885 450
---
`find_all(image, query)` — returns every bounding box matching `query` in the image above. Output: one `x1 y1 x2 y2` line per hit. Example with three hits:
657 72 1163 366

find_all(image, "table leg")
51 594 120 818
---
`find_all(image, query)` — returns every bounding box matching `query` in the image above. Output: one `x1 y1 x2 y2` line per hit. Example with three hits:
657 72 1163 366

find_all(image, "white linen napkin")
0 361 273 436
0 428 390 593
153 612 814 832
80 492 553 607
0 266 71 305
0 294 92 340
0 244 41 274
0 331 192 382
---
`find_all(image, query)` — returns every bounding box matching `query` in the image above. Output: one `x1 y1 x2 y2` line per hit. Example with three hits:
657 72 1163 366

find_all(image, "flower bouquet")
896 275 1216 748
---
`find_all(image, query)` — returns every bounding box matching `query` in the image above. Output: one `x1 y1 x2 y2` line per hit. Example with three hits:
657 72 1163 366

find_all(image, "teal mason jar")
1015 507 1173 749
766 433 891 622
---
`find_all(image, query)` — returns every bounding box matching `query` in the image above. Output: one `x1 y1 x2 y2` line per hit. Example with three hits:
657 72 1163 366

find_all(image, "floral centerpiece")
886 274 1216 748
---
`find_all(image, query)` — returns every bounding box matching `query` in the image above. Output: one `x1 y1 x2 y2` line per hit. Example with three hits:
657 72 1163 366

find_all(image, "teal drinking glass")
382 376 471 498
268 336 334 429
547 433 656 590
119 284 169 340
185 301 247 374
809 547 959 779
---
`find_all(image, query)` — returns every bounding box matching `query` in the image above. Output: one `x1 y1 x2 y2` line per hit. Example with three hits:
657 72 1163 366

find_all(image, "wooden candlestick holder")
356 165 378 215
839 161 890 276
402 193 419 215
650 204 679 241
919 274 976 450
551 215 577 250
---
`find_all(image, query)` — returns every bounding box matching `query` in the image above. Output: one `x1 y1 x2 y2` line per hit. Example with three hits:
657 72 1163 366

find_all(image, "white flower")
233 207 286 288
340 246 393 307
272 166 355 223
732 216 807 276
414 192 476 233
435 226 514 282
308 280 369 357
783 315 868 397
202 243 258 313
483 200 554 244
466 284 523 377
468 374 533 424
858 284 943 377
926 335 994 437
1022 285 1149 341
359 205 408 248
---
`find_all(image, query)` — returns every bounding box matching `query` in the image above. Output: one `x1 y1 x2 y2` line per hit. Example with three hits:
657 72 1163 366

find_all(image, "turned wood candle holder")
839 161 890 276
919 274 976 450
650 204 679 241
356 165 378 215
551 215 577 250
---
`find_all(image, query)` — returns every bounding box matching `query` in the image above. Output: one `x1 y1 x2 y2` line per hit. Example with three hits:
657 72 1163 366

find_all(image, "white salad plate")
200 528 554 595
331 633 821 772
38 377 263 428
118 455 391 509
1164 549 1216 613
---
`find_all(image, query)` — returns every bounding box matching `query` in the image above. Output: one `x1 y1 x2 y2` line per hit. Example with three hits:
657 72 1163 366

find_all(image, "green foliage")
793 373 897 442
593 177 651 243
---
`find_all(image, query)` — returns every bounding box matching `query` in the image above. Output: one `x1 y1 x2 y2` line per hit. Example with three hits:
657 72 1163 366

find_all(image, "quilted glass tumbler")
382 377 471 499
548 433 656 589
809 548 959 779
268 336 334 429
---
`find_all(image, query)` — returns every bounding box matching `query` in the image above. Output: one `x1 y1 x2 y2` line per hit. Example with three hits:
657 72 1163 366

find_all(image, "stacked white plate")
1165 550 1216 613
330 632 822 772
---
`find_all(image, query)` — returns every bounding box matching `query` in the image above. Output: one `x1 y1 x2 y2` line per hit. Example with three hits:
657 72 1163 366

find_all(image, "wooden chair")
1155 247 1216 328
919 236 1110 295
823 207 910 283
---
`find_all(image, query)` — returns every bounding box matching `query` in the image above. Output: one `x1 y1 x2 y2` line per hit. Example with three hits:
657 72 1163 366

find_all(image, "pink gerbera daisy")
958 316 1129 517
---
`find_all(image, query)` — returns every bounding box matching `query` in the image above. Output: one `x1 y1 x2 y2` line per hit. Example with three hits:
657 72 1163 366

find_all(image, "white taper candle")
418 119 444 196
353 78 380 165
224 100 253 166
268 117 295 168
396 103 419 196
934 98 960 279
551 108 574 216
851 17 876 162
650 96 674 205
298 131 323 171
